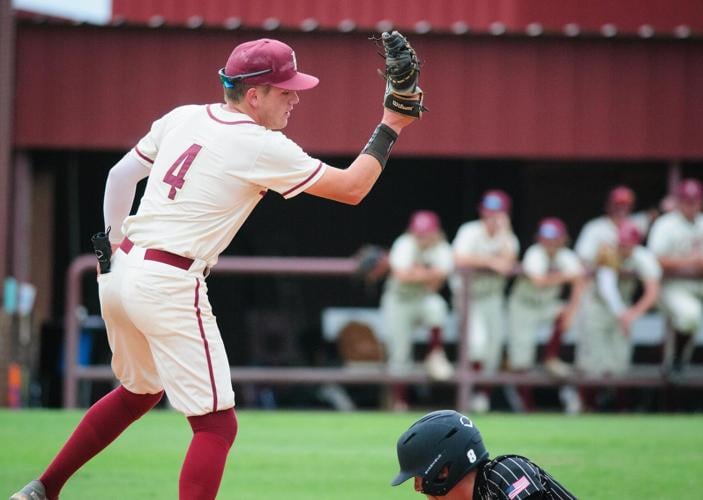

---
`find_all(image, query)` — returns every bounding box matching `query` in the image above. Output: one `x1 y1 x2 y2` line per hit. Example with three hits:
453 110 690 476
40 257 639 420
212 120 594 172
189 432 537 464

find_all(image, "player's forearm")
342 109 417 201
529 272 570 288
393 268 424 283
306 155 382 205
103 152 150 244
484 255 516 272
657 255 701 274
421 268 449 289
393 266 446 284
454 253 490 269
596 267 626 316
346 153 385 203
564 276 586 313
425 275 446 292
629 279 660 318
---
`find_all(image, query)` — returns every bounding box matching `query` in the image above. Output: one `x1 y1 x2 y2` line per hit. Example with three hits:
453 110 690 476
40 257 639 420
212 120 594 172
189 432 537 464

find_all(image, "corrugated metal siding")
109 0 703 36
13 24 703 159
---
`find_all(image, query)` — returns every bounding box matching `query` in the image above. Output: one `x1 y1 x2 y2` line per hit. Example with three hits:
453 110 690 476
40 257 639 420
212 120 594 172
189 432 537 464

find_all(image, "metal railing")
64 254 362 408
63 256 703 409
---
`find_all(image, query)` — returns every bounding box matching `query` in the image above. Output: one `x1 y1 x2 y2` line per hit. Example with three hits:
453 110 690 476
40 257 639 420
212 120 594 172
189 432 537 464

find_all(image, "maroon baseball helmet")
479 190 511 213
617 221 643 246
676 178 703 202
607 185 635 209
408 210 441 236
220 38 319 90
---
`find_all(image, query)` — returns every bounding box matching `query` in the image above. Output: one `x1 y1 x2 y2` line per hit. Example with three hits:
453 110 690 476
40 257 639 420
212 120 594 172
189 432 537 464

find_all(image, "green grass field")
1 410 701 499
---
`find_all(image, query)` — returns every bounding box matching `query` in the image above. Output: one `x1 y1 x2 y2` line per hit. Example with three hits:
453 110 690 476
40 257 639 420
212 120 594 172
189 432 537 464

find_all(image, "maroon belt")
119 238 195 271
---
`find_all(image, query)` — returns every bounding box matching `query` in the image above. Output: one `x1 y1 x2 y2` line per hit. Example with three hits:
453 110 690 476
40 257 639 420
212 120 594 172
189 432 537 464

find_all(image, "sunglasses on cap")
218 68 273 88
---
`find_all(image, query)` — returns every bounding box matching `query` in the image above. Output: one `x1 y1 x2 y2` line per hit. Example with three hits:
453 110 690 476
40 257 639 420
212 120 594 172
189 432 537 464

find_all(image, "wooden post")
455 269 474 412
0 310 10 406
0 0 16 409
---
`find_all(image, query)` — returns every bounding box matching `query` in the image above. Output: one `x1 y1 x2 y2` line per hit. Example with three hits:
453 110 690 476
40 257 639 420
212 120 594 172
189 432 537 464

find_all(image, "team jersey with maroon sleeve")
474 455 576 500
122 103 327 268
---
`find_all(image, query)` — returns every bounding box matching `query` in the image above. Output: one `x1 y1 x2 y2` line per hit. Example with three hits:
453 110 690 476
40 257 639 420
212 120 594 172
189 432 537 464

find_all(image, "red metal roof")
107 0 703 38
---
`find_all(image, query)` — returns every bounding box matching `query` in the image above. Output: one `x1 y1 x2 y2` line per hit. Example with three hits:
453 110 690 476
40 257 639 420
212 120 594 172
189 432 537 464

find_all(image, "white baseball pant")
98 241 235 416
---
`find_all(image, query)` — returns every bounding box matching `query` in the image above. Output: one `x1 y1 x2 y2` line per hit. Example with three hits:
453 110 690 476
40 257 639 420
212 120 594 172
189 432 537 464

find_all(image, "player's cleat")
559 386 583 415
9 480 47 500
661 358 687 385
544 357 572 379
470 391 490 414
391 399 409 412
424 348 454 381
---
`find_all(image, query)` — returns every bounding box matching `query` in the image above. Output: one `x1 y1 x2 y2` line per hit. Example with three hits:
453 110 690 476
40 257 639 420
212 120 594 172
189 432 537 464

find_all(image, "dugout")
2 0 703 408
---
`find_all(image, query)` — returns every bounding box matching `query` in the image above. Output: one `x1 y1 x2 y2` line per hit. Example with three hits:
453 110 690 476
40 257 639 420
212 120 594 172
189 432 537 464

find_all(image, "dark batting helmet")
391 410 489 496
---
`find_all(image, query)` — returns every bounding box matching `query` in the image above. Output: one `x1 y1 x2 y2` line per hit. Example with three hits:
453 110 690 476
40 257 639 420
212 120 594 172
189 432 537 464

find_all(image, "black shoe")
662 359 685 385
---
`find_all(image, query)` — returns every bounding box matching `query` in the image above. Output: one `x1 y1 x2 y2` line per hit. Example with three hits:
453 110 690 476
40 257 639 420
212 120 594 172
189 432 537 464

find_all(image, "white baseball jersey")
577 246 661 375
648 210 703 332
511 244 584 305
507 244 583 370
451 220 519 297
125 103 327 267
648 210 703 260
592 246 662 307
382 233 452 373
100 103 327 416
384 233 454 296
574 213 650 264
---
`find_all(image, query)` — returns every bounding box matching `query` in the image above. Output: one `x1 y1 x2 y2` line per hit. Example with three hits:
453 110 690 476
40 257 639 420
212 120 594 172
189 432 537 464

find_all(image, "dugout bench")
62 255 703 411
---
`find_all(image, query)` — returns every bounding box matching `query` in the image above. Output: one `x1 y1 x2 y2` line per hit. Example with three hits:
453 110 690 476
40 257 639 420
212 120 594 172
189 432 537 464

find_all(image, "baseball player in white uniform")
576 222 661 380
12 38 418 500
575 185 652 265
648 178 703 381
507 218 585 379
381 210 454 409
452 190 519 411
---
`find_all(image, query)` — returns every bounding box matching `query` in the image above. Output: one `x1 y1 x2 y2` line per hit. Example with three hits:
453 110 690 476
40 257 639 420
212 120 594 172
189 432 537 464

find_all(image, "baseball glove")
354 244 389 282
377 31 427 118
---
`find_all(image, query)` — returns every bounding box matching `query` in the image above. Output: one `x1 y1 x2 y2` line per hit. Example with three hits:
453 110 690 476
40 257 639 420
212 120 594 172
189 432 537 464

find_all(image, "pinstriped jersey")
474 455 576 499
123 103 327 268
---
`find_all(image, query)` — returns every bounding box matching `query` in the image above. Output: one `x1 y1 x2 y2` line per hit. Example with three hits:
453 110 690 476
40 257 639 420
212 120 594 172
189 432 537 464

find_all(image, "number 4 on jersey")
163 144 202 199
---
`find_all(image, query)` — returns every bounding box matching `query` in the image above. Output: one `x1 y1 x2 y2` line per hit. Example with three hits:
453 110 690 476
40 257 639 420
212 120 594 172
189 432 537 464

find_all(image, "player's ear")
245 87 260 108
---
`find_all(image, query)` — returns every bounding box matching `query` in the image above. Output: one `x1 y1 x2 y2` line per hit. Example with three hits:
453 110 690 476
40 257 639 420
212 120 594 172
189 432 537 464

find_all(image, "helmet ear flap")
421 461 453 496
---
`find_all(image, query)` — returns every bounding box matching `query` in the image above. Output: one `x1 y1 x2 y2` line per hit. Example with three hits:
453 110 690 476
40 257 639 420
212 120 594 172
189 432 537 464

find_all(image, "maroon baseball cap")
221 38 319 90
617 221 642 246
408 210 441 236
607 186 635 208
480 190 511 213
676 178 703 202
537 217 568 240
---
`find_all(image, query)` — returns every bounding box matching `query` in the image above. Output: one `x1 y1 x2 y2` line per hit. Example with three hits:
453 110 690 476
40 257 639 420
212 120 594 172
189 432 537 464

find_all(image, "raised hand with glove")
379 30 427 118
361 30 425 170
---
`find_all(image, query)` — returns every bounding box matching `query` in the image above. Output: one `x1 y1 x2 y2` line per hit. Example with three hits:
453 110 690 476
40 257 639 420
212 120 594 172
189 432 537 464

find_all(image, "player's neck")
222 101 256 121
463 469 478 499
